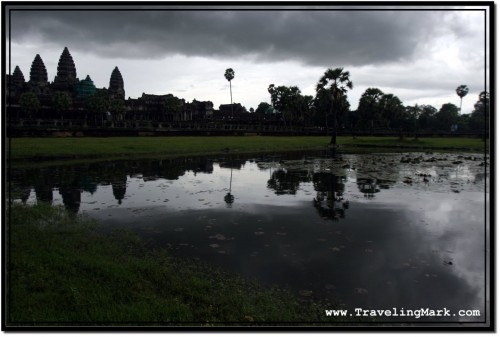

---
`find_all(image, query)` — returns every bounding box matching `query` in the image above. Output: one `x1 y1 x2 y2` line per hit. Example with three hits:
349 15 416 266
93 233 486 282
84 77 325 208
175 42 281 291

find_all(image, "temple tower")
28 54 51 100
12 66 26 87
29 54 48 85
6 65 26 103
108 66 125 100
11 65 26 94
53 47 78 92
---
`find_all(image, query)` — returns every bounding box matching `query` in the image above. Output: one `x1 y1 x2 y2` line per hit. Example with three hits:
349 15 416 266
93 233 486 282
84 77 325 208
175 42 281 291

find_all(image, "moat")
10 150 489 323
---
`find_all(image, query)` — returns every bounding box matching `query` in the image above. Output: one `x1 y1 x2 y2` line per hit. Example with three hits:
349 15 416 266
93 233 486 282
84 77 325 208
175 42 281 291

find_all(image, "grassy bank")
8 136 487 166
8 136 330 162
7 203 334 326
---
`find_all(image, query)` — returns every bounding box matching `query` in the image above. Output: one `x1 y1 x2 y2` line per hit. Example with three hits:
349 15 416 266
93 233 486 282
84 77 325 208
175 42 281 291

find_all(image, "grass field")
8 203 336 325
8 136 487 165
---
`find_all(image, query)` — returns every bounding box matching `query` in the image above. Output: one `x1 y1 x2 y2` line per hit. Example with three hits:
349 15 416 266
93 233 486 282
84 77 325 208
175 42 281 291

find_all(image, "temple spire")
29 54 48 85
109 66 125 100
12 66 26 87
53 47 77 92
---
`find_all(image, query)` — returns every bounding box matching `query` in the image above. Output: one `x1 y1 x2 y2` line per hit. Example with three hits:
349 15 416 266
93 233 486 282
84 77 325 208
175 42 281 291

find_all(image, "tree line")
248 68 489 144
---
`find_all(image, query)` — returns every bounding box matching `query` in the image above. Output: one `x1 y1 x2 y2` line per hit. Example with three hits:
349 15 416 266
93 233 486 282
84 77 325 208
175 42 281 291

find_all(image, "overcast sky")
6 4 490 114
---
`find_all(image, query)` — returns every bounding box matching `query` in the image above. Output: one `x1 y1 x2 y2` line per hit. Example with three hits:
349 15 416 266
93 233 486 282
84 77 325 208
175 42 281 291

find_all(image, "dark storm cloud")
8 9 448 66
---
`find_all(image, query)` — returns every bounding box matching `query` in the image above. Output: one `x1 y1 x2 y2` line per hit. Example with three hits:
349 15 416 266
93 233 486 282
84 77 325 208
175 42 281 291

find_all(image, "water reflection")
224 160 235 208
8 151 488 323
312 173 348 220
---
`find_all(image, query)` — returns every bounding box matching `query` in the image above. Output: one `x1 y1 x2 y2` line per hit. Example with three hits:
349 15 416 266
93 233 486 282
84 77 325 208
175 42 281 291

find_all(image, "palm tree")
315 68 353 145
456 84 469 114
224 68 235 118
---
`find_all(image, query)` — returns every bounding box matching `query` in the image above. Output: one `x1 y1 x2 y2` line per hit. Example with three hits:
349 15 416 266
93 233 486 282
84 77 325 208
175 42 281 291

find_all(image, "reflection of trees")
80 175 98 194
219 159 246 170
267 169 310 195
224 192 235 207
356 178 394 199
142 157 214 180
357 178 379 199
312 172 348 220
224 158 236 208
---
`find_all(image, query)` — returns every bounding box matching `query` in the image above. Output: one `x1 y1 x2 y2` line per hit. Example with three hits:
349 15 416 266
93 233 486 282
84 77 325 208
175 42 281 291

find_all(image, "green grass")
8 136 330 161
7 136 487 167
7 203 338 326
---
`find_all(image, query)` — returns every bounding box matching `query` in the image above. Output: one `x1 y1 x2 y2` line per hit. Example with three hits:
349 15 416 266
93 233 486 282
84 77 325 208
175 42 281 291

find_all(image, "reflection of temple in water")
111 176 127 205
58 185 81 214
10 156 219 212
34 183 54 204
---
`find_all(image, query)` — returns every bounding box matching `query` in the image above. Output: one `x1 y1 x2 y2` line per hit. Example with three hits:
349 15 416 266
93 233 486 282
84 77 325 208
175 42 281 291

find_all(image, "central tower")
52 47 78 92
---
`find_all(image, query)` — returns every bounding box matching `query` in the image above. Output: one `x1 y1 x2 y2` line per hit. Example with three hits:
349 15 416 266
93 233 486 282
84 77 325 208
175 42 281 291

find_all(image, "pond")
10 150 489 323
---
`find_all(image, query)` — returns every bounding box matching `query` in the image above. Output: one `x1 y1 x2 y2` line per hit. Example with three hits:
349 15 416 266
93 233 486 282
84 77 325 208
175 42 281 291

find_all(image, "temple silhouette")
6 47 286 135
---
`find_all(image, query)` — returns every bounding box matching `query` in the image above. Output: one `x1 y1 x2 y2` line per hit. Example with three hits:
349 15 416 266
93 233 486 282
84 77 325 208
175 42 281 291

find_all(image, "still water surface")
11 151 489 322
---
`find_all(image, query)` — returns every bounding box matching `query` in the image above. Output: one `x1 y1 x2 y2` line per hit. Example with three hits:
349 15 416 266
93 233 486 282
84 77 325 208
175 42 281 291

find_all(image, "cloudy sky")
6 4 490 114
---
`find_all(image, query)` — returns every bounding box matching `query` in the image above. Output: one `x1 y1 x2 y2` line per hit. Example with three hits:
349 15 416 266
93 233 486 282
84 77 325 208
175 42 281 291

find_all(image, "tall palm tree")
224 68 235 118
315 68 353 145
456 84 469 114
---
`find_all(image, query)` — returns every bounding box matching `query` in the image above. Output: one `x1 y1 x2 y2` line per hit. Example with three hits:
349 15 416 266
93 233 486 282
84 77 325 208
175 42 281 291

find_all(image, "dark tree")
256 102 272 115
379 93 405 129
315 68 353 145
417 105 437 131
435 103 459 131
86 90 109 125
397 104 421 134
19 92 40 120
469 91 489 139
268 84 305 127
109 98 126 121
357 87 383 133
52 91 72 121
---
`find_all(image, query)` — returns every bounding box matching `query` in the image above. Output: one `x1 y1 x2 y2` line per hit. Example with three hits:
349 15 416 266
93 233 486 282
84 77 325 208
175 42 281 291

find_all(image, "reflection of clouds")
404 195 486 317
342 198 485 321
